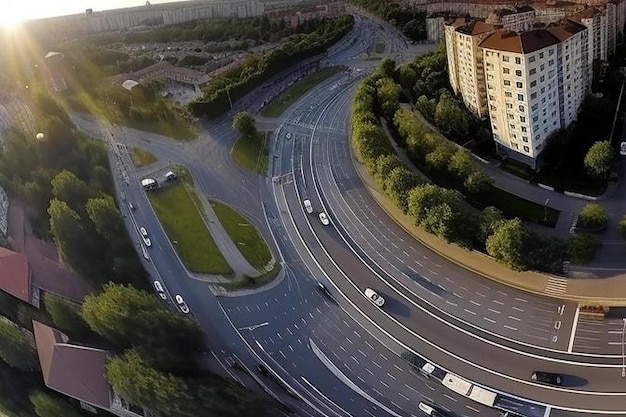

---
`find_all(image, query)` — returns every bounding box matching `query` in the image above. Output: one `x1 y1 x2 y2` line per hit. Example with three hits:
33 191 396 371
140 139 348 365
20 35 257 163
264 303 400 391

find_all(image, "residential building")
0 247 37 306
479 21 589 167
33 321 147 417
445 19 498 118
486 6 536 33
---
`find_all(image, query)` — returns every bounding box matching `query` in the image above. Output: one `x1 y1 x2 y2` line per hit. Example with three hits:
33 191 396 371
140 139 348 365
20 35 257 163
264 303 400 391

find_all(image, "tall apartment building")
445 19 498 118
485 6 536 32
478 21 589 167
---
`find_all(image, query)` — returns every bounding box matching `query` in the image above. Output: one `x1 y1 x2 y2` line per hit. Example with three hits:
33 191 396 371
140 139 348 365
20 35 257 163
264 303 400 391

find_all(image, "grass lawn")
128 118 196 141
148 183 232 275
481 186 560 227
231 132 269 175
261 66 346 117
211 201 273 271
374 39 385 54
130 147 157 167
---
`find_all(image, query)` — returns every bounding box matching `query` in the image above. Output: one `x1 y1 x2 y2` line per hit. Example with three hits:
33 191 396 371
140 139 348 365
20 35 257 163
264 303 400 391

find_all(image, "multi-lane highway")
75 13 626 417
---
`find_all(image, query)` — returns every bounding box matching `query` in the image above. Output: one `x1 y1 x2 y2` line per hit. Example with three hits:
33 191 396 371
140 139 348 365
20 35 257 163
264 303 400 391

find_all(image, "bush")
619 214 626 238
567 233 601 264
577 203 608 230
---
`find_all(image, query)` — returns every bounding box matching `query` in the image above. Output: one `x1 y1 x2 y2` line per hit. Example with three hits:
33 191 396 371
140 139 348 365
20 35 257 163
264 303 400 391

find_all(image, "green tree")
376 77 401 119
486 218 528 271
373 154 403 190
435 93 469 138
619 214 626 238
106 349 192 414
86 195 125 244
379 58 396 77
577 203 608 230
384 167 422 213
406 184 462 241
0 318 39 371
30 390 82 417
448 148 473 178
478 206 505 245
567 233 601 264
48 199 90 273
464 170 493 194
51 170 90 211
232 111 257 137
425 142 456 171
584 141 615 177
44 293 90 338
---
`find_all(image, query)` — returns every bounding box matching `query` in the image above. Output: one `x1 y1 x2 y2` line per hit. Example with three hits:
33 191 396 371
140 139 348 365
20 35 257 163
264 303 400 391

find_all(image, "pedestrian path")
544 277 568 296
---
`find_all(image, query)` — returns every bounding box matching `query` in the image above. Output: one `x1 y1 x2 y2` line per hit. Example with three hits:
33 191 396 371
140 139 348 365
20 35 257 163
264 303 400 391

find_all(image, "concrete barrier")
537 183 555 191
564 190 597 201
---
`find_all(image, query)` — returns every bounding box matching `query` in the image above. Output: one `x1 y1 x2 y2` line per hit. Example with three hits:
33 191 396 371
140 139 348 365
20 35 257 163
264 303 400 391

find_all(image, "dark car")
317 282 332 298
531 371 563 386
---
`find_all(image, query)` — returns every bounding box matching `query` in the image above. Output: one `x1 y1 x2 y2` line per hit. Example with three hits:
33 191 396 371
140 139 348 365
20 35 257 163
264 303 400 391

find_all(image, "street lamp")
622 318 626 377
543 198 550 222
622 318 626 378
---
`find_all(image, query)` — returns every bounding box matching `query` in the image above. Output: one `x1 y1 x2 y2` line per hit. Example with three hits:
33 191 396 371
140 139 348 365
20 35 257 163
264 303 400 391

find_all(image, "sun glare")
0 5 25 29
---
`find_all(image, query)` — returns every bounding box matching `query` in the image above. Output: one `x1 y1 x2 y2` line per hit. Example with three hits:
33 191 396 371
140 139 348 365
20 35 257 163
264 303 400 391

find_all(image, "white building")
479 21 589 167
486 6 536 33
445 19 498 118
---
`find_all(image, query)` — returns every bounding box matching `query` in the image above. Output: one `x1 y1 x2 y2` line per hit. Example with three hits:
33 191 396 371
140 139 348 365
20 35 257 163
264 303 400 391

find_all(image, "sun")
0 5 25 29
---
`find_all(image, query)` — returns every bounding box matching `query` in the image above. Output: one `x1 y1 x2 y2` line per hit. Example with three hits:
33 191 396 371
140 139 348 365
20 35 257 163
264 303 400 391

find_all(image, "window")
519 105 525 112
504 80 511 86
518 94 524 101
530 68 536 75
505 92 512 98
520 116 526 123
540 64 545 71
531 92 537 100
529 56 536 63
515 57 521 64
539 52 545 59
510 123 516 130
533 116 538 122
515 70 522 76
522 136 528 143
530 80 537 88
521 126 527 132
503 56 510 62
503 68 510 74
523 146 530 152
516 82 523 88
540 76 545 82
508 113 515 120
532 104 538 111
506 103 513 109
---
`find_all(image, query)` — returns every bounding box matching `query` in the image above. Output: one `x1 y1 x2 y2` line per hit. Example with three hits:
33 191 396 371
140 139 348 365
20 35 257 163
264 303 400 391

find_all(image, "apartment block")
445 19 498 118
486 6 536 33
478 21 589 167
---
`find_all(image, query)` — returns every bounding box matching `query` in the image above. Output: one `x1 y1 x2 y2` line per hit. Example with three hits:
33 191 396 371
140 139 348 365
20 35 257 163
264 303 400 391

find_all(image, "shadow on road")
379 291 411 317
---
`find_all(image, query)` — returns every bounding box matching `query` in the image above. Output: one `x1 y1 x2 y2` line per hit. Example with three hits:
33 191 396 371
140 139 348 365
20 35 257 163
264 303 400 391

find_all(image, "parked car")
318 212 330 226
139 227 151 247
175 294 190 314
531 371 563 386
153 281 167 300
364 288 385 307
303 199 313 214
621 142 626 156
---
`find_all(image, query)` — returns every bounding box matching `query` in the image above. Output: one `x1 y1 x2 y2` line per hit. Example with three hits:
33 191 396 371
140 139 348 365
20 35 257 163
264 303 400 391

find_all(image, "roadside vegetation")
231 111 269 175
211 200 273 271
261 65 346 117
189 15 354 118
349 0 427 41
148 182 232 275
130 147 157 167
351 58 599 271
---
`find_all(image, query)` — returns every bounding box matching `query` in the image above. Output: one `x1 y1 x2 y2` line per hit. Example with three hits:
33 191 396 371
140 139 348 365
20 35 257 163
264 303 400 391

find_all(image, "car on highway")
318 212 330 225
285 132 292 140
364 288 385 307
418 402 450 416
175 294 190 314
128 201 136 211
621 142 626 156
139 227 151 247
303 199 313 214
531 371 563 386
317 282 332 298
153 281 167 300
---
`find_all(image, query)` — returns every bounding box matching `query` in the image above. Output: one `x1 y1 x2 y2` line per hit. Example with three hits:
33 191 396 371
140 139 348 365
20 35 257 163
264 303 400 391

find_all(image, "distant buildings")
443 1 625 168
266 2 346 27
111 61 211 93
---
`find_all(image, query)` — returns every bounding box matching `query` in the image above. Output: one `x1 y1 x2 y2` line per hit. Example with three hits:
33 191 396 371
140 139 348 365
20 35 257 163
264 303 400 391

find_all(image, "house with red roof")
0 247 39 307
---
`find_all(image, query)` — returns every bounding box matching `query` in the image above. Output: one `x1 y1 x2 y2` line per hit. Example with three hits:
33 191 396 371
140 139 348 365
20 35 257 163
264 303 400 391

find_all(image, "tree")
478 206 506 245
384 167 422 213
0 319 39 371
619 214 626 238
51 170 90 211
406 184 462 241
44 293 91 338
567 233 601 264
425 142 456 171
232 111 257 137
577 203 608 230
373 154 403 190
486 218 528 271
584 141 615 177
30 390 82 417
435 93 470 138
464 170 493 194
86 195 125 244
379 58 396 77
48 199 91 276
106 349 192 414
448 148 473 178
376 77 401 119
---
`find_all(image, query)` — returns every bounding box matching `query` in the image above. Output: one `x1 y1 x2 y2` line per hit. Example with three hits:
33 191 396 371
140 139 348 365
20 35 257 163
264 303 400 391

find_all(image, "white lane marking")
405 384 418 393
464 309 476 315
515 297 528 303
568 305 581 353
484 317 496 324
470 300 481 307
394 364 404 373
504 325 518 331
351 356 359 364
509 316 522 321
443 394 457 402
398 392 410 402
372 361 382 368
488 308 501 314
493 300 504 305
354 330 361 338
387 373 396 381
446 300 458 307
358 349 367 357
380 380 390 388
379 353 388 361
466 405 480 413
512 306 525 312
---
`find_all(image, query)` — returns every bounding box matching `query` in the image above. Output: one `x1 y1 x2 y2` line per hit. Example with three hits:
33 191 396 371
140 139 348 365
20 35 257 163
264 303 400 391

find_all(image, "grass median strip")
148 183 232 275
261 65 347 117
130 147 157 167
211 201 273 271
231 132 269 175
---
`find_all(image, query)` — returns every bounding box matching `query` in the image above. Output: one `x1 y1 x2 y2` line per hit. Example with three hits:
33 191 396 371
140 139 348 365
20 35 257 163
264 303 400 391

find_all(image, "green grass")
148 183 232 275
128 118 196 141
499 159 535 181
261 66 346 117
221 264 281 291
374 40 385 54
211 201 273 271
482 186 560 226
231 132 269 175
130 147 157 167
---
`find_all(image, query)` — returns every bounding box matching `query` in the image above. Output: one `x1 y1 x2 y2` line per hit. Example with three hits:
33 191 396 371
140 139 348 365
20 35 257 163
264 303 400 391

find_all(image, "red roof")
480 29 560 54
33 321 112 408
0 247 30 303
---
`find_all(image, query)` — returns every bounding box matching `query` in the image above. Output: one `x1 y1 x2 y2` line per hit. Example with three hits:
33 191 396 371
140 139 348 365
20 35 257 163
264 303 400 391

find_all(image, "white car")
285 132 292 140
364 288 385 307
153 281 167 300
139 227 151 247
418 402 435 415
318 212 330 226
303 199 313 214
175 294 190 314
621 142 626 156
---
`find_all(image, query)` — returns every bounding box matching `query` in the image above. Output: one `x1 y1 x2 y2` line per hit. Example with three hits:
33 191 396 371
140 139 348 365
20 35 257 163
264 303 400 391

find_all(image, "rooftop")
457 20 498 36
0 247 30 303
480 28 560 53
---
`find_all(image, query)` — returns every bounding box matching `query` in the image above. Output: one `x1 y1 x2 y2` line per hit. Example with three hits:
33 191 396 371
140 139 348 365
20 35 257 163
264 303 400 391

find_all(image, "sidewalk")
352 153 626 305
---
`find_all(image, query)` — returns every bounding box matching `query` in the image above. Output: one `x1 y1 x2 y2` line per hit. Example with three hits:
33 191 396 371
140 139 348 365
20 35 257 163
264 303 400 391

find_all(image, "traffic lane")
309 125 575 351
572 316 626 354
283 184 626 407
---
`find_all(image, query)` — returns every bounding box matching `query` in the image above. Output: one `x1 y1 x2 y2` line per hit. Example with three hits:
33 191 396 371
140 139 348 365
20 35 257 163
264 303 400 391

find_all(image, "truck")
442 373 498 407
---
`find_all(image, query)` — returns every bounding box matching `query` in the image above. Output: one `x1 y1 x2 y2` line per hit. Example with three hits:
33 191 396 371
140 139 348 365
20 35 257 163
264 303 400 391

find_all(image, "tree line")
189 15 355 118
352 59 600 272
349 0 427 40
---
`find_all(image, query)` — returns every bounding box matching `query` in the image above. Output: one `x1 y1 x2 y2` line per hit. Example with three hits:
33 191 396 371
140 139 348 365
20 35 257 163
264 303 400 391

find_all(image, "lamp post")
622 318 626 377
543 198 550 222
